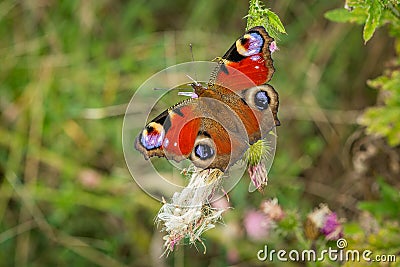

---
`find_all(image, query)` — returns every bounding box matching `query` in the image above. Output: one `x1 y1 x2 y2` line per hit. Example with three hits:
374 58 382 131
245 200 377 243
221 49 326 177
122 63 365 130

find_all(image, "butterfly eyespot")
236 32 264 57
241 85 280 128
242 86 272 111
190 135 216 168
140 122 165 150
254 90 270 110
195 144 214 159
240 37 249 46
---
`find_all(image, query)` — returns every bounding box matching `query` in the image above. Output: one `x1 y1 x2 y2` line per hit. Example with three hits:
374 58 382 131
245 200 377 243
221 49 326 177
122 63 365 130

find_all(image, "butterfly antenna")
185 74 200 87
154 44 198 92
179 74 200 98
189 43 199 82
189 43 195 62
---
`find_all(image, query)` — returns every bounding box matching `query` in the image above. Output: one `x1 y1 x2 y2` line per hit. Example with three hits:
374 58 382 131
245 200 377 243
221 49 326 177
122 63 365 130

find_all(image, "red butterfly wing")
213 26 275 91
135 100 201 162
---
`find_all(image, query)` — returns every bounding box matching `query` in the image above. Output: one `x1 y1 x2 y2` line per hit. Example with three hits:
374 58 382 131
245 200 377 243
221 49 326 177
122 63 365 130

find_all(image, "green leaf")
246 0 286 39
363 0 383 43
324 8 367 24
361 70 400 146
358 178 400 218
379 178 400 203
361 106 400 146
266 9 286 34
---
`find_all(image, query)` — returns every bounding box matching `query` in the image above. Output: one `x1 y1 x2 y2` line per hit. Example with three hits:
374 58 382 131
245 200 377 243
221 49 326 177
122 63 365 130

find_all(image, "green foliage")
324 8 368 24
325 0 400 43
358 178 400 218
325 2 400 266
364 0 383 42
246 0 286 39
360 70 400 146
344 178 400 267
326 1 400 146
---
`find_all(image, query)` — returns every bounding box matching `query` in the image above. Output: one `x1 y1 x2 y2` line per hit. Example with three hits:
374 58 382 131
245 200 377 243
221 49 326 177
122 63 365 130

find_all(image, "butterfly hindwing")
239 84 280 142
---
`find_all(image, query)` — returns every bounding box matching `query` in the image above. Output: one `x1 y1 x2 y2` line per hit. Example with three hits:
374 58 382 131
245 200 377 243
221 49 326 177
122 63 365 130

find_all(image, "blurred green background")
1 0 398 266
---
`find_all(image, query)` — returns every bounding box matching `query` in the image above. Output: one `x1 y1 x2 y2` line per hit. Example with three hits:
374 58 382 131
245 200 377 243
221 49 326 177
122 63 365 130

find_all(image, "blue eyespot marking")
195 144 214 160
254 91 270 110
140 124 165 150
247 32 263 54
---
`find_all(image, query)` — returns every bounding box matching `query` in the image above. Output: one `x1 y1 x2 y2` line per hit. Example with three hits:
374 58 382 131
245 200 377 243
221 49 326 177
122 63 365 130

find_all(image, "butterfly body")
135 26 280 171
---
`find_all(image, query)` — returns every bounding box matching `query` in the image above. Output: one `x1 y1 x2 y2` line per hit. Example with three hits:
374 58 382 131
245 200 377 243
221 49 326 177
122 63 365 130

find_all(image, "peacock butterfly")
135 26 280 171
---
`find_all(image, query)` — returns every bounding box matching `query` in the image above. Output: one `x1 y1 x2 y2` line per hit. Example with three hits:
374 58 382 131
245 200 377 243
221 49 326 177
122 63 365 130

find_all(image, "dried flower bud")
260 198 285 221
157 167 226 255
248 162 268 192
304 204 343 241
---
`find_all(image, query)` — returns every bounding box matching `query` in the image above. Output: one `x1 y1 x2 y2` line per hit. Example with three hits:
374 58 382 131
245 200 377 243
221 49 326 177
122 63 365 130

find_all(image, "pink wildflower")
243 210 272 241
321 213 343 240
269 41 279 53
260 198 285 222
